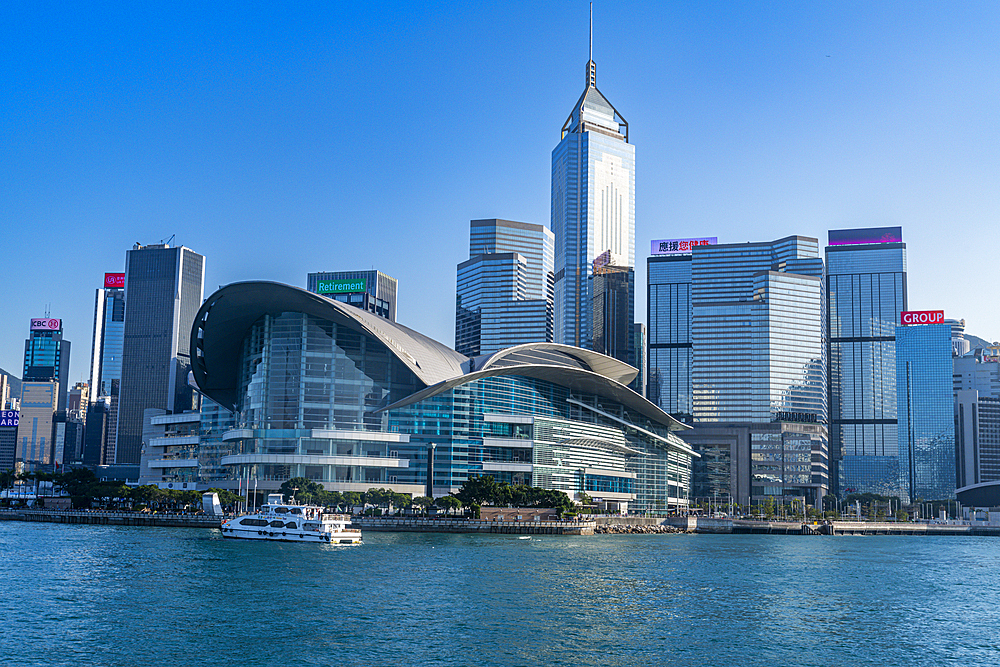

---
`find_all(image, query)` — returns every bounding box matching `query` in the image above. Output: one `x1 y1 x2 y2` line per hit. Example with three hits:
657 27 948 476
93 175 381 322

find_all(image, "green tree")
454 475 501 507
279 477 324 504
437 495 462 516
411 496 433 515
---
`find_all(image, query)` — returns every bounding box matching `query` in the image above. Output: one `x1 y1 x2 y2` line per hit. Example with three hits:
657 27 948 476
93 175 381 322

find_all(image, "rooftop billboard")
104 273 125 288
901 310 944 325
0 410 18 427
828 227 902 246
317 279 366 294
651 237 717 255
30 318 61 332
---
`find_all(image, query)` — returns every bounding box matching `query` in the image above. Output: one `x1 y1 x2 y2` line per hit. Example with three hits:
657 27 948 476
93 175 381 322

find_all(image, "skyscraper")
551 50 634 350
896 322 955 502
116 243 205 465
89 272 126 460
307 270 397 321
591 256 634 366
455 219 554 357
23 317 70 412
825 226 907 496
649 235 829 504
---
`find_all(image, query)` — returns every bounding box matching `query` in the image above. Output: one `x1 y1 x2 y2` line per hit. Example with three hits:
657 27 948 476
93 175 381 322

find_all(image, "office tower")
647 249 694 420
15 382 58 468
896 323 955 502
83 398 109 466
954 350 1000 489
591 257 634 365
690 237 825 423
456 219 554 357
116 243 205 465
825 227 906 496
307 270 397 321
551 52 634 350
68 382 89 411
649 235 829 503
0 408 17 471
631 322 646 398
23 317 70 412
89 272 126 459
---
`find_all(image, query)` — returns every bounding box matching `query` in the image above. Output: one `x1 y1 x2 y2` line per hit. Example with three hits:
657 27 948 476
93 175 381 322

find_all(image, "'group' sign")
901 310 944 325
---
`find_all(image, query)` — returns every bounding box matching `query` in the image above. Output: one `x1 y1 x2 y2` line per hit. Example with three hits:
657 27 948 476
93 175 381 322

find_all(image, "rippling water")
2 522 999 666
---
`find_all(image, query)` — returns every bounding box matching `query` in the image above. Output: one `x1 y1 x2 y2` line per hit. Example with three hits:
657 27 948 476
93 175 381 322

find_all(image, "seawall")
0 508 222 528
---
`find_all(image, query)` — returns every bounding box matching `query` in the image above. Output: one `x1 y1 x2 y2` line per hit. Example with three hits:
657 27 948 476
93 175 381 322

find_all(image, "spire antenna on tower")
589 2 593 63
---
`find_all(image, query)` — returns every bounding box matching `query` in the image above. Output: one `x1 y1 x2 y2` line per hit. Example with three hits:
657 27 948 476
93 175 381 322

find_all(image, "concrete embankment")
356 516 595 535
0 508 222 528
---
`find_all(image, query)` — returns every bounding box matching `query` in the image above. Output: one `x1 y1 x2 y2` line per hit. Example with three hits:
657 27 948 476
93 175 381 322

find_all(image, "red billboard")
30 318 61 331
104 273 125 288
901 310 944 325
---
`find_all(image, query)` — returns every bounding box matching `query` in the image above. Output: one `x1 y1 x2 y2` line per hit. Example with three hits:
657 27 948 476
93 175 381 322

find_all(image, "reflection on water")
2 523 999 666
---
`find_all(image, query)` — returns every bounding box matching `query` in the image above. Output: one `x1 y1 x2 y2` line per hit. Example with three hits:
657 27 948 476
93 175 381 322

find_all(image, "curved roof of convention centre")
190 281 688 436
472 342 638 385
190 281 468 411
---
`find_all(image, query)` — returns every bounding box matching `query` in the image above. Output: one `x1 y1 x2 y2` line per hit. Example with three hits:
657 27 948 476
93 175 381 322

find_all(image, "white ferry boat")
220 494 362 544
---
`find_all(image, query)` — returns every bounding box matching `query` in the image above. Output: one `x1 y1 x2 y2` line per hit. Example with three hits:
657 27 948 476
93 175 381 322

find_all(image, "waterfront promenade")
6 507 1000 536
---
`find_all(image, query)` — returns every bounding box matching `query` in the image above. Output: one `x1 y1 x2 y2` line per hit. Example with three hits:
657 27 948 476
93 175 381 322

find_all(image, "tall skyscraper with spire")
551 15 634 351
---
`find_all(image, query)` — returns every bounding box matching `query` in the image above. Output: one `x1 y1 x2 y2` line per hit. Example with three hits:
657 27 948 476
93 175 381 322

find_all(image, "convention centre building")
190 282 695 512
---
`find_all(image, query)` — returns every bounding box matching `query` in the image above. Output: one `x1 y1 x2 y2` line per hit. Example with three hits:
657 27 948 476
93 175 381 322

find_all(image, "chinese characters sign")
651 237 717 255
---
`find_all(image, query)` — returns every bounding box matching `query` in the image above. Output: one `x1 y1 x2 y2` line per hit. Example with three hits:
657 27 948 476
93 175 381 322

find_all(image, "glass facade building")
117 244 205 465
650 237 829 501
89 284 125 462
193 283 694 512
23 322 70 413
307 270 397 322
591 264 635 367
455 220 554 357
896 323 955 502
647 255 692 419
552 60 634 350
826 228 906 496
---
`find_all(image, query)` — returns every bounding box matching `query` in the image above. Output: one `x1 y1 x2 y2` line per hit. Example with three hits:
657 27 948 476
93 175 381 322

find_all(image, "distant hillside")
0 368 20 400
966 334 997 350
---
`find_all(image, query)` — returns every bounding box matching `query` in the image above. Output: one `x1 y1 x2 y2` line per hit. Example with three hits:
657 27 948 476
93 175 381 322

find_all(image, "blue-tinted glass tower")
23 319 70 413
896 323 955 502
826 227 907 496
551 57 634 350
455 219 554 357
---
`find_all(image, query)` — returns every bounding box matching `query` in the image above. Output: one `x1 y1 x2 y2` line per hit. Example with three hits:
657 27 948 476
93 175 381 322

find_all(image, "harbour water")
2 522 998 666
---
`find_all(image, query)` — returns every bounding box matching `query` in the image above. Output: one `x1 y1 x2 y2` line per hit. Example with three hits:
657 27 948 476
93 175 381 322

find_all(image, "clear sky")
2 1 998 385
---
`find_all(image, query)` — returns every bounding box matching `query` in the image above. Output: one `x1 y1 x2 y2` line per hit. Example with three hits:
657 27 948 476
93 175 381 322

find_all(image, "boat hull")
220 522 362 544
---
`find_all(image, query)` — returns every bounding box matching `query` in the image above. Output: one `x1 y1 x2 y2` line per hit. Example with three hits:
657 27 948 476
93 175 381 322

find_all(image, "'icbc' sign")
104 273 125 288
30 318 61 331
901 310 944 325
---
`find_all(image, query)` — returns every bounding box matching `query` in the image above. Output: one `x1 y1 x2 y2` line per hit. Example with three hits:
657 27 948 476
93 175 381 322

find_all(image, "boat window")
274 507 289 514
285 522 297 529
239 518 267 527
303 522 318 529
269 520 285 527
289 508 302 514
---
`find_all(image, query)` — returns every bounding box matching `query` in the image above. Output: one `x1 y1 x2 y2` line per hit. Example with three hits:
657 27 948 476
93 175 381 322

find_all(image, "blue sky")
2 1 998 384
